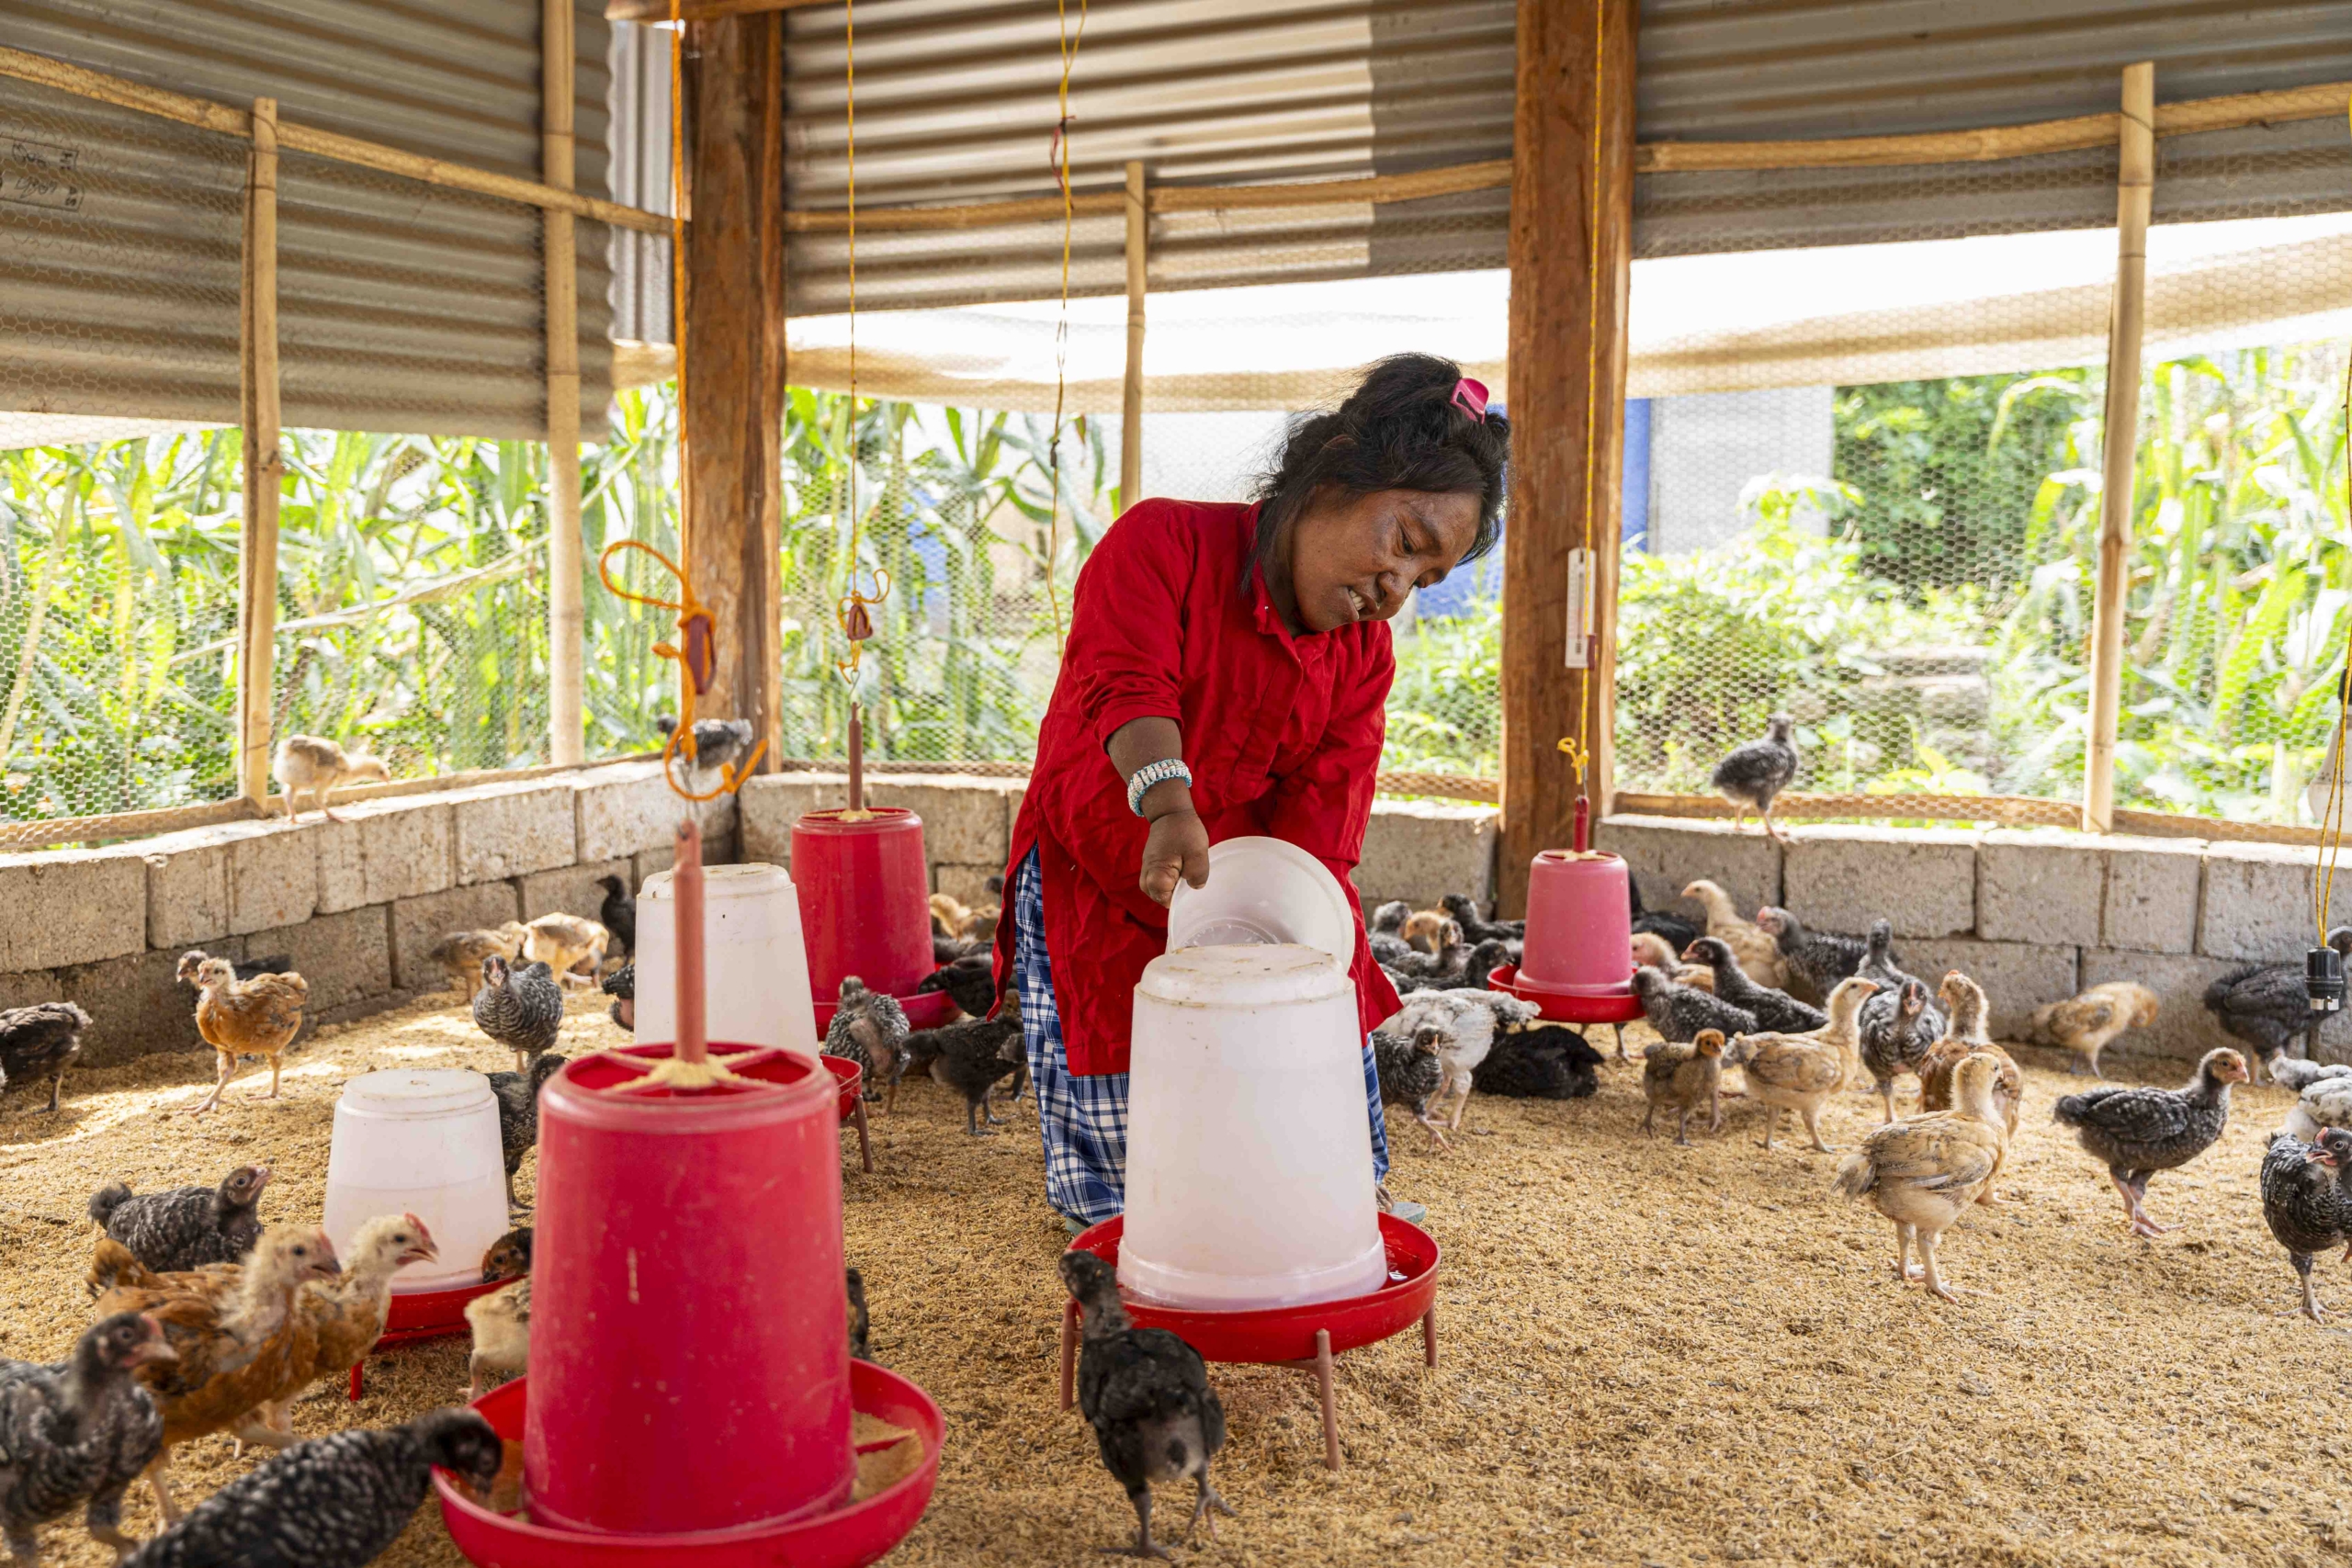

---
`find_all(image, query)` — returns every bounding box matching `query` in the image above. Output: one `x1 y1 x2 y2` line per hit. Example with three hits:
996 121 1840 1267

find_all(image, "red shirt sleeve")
1069 503 1193 750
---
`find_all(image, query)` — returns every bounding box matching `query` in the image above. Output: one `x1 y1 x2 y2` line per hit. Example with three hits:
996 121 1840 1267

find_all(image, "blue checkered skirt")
1010 847 1388 1225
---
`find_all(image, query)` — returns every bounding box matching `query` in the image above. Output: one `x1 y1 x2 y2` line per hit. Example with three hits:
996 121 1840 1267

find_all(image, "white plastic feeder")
323 1069 508 1292
636 862 820 1055
1118 943 1386 1311
1166 837 1356 965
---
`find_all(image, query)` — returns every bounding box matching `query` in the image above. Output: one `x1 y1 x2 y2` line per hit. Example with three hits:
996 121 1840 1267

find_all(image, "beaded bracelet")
1125 757 1193 818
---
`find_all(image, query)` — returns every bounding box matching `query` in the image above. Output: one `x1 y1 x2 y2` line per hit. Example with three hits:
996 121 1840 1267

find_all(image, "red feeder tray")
820 1053 875 1174
814 985 960 1038
436 1362 943 1568
345 1277 507 1401
1057 1213 1440 1471
1489 962 1643 1023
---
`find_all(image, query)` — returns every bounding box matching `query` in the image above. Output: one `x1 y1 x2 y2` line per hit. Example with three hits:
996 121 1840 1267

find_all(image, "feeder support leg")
1060 1298 1080 1413
1316 1329 1340 1471
854 1099 873 1173
1422 1306 1438 1369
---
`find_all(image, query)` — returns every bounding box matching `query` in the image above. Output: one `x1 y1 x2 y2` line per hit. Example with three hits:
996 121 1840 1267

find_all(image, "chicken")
1628 879 1700 957
595 874 636 957
845 1266 871 1363
1858 977 1942 1125
423 928 525 998
1753 906 1871 1007
600 961 634 1032
1920 973 2023 1135
1713 713 1800 841
188 963 306 1116
655 714 756 785
2052 1047 2248 1239
913 994 1023 1135
463 1279 530 1400
2276 1057 2352 1097
1373 989 1540 1132
1400 909 1462 956
471 955 563 1075
1856 919 1913 991
0 1313 174 1566
173 952 292 986
259 1215 438 1438
1739 977 1878 1154
523 913 608 988
1471 1023 1602 1100
1631 932 1714 993
1679 937 1826 1033
1370 900 1411 940
825 976 914 1111
88 1225 341 1523
1439 893 1523 944
1060 1250 1233 1559
1374 1024 1451 1150
1631 965 1758 1054
1383 938 1513 996
87 1167 271 1276
271 735 390 824
485 1055 564 1206
1833 1052 2008 1303
2282 1066 2352 1143
926 892 999 945
119 1406 502 1568
2030 980 2160 1078
2203 928 2352 1083
1642 1029 1727 1145
2260 1128 2352 1323
0 1002 88 1115
916 953 997 1020
1679 880 1785 988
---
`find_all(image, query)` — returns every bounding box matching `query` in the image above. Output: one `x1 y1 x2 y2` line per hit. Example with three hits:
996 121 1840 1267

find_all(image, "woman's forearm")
1107 716 1193 821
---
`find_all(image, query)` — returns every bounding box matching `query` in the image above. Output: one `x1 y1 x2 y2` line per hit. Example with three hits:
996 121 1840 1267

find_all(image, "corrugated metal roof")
0 1 615 442
724 0 2352 313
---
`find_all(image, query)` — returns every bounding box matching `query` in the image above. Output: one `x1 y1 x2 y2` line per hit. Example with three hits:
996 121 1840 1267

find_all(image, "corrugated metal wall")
0 1 615 442
701 0 2352 315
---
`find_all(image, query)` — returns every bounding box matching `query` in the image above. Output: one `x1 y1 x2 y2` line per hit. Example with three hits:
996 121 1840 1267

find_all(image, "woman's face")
1280 487 1482 635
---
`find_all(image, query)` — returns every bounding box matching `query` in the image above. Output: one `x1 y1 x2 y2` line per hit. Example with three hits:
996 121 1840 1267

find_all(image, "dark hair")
1247 353 1510 588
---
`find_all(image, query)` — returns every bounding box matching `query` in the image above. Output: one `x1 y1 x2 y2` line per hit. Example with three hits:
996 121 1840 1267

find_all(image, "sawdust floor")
3 995 2349 1568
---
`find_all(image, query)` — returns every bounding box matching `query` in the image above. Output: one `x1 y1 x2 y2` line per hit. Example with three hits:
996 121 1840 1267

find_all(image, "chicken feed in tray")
6 985 2352 1565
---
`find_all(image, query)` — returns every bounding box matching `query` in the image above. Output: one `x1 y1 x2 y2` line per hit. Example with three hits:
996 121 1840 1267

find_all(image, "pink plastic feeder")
1491 849 1645 1034
793 807 961 1035
1057 1213 1440 1471
437 1361 944 1568
526 1042 854 1533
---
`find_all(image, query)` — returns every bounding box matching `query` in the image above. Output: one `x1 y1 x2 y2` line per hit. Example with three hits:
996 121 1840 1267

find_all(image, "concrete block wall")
1596 813 2341 1067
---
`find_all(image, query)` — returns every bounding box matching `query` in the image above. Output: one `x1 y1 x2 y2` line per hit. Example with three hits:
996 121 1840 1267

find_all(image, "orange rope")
1558 0 1607 793
1043 0 1088 655
834 0 888 696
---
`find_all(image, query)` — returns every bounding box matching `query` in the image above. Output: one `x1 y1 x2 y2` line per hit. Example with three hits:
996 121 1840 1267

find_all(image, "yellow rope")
1558 0 1607 794
833 0 885 694
2317 96 2352 941
1043 0 1088 655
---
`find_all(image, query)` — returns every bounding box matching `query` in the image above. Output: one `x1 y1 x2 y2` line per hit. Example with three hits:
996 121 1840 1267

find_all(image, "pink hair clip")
1451 377 1490 420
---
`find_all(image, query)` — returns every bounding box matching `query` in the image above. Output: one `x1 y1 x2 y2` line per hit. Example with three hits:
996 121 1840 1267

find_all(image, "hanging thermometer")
1563 547 1595 671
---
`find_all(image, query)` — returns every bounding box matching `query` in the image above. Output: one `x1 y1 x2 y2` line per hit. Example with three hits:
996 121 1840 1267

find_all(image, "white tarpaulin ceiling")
775 213 2352 412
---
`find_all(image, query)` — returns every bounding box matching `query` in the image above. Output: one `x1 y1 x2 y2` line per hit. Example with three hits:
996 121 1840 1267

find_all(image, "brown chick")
1833 1052 2008 1303
1741 976 1878 1154
1631 931 1715 993
1401 909 1464 956
88 1224 341 1522
189 959 308 1115
254 1214 438 1439
425 928 526 997
1642 1028 1727 1145
1917 973 2023 1205
1679 880 1784 988
2029 980 2159 1078
523 913 609 988
271 734 389 824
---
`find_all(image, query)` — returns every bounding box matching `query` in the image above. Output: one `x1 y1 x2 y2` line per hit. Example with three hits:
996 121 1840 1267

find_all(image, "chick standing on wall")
270 735 389 824
1712 714 1799 841
1061 1250 1235 1560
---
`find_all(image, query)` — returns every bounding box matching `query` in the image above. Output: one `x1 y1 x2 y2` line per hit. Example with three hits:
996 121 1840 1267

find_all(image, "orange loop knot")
596 539 766 802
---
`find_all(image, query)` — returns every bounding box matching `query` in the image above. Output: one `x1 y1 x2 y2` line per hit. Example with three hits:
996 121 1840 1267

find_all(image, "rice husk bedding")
4 991 2348 1567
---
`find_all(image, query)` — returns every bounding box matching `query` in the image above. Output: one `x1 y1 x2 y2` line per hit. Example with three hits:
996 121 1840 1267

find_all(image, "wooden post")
1120 159 1147 509
236 97 282 806
681 14 786 769
544 0 586 767
2083 62 2154 835
1497 0 1635 915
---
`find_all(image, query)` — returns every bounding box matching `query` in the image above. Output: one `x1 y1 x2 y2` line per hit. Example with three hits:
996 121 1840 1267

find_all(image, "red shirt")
994 498 1402 1076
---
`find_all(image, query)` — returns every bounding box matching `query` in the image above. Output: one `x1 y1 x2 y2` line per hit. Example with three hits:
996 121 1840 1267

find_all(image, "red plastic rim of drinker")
435 1361 944 1568
1057 1213 1439 1471
1487 962 1645 1025
573 1041 820 1100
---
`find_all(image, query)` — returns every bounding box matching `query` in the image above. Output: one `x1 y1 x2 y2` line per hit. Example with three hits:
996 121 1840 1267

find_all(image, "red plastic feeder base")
346 1279 506 1400
1489 962 1644 1034
814 985 959 1039
1057 1213 1440 1471
436 1362 943 1568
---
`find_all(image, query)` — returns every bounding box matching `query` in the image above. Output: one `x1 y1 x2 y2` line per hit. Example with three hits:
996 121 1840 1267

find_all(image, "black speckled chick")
2261 1128 2352 1322
122 1406 503 1568
0 1002 89 1113
1711 714 1799 840
1681 937 1826 1034
1632 965 1758 1044
86 1166 271 1275
2054 1046 2247 1239
473 956 564 1073
485 1054 565 1203
0 1313 170 1564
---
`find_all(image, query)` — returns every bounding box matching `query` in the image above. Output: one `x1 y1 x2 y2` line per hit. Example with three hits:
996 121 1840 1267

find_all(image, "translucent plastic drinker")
1165 836 1357 965
323 1069 508 1293
636 863 820 1056
1121 941 1387 1311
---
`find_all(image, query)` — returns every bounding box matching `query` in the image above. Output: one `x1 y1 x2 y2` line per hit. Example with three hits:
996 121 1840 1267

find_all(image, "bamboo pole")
544 0 586 767
237 97 282 807
0 44 671 234
2082 62 2154 835
1120 160 1147 510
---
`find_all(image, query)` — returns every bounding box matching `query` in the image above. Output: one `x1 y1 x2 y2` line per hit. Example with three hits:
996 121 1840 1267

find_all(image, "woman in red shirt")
992 355 1510 1227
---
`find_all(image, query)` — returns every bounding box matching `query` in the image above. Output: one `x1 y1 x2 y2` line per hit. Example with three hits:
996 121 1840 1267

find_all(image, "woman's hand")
1139 807 1210 907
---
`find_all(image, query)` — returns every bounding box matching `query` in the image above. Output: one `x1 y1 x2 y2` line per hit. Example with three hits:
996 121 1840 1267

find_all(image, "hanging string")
834 0 883 694
2312 95 2352 940
1043 0 1089 654
667 0 690 592
1558 0 1607 796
